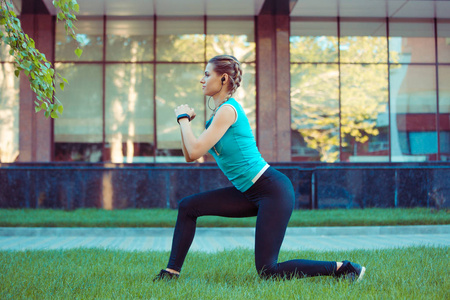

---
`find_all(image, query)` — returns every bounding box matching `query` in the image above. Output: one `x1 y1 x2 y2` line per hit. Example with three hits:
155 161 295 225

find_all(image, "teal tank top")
205 98 268 192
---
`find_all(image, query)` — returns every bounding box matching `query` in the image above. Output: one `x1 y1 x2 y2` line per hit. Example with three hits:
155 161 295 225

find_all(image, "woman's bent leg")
248 168 336 279
167 186 258 272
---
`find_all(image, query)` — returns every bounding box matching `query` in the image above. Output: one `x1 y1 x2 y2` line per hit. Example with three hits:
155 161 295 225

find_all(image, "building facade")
1 0 449 164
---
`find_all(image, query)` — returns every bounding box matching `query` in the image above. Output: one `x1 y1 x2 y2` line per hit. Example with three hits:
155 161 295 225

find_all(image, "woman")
154 55 365 281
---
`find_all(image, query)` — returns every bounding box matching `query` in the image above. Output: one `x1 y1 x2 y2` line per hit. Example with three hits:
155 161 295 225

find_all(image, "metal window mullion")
51 15 56 161
337 17 342 162
153 15 157 162
102 15 107 162
255 15 259 147
387 17 391 162
434 18 440 161
204 15 207 132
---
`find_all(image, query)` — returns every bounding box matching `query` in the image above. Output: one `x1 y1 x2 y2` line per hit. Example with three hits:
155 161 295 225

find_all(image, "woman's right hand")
175 104 196 121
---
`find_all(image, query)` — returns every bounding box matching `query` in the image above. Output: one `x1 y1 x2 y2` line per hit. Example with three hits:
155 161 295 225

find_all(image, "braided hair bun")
208 55 243 99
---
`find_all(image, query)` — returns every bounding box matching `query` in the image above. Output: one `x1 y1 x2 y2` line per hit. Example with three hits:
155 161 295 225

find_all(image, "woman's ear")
221 74 228 84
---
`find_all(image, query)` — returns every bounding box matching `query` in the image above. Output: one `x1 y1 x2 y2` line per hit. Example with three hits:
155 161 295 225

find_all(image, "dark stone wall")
0 163 448 209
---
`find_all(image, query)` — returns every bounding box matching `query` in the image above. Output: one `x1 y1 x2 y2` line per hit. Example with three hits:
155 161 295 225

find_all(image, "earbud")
221 76 225 84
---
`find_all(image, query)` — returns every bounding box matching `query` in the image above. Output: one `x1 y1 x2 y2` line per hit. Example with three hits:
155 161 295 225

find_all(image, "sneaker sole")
356 266 366 282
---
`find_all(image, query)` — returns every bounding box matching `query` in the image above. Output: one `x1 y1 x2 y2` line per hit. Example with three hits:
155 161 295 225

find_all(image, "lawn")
0 246 448 299
0 207 448 227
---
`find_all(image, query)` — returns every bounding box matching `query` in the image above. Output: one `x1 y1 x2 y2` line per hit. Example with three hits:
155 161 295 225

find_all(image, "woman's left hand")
175 104 196 121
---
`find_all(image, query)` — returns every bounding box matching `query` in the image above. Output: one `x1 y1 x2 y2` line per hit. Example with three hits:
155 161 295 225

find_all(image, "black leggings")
167 167 337 279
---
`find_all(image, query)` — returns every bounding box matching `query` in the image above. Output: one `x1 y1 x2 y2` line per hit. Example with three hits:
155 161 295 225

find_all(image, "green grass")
0 208 448 227
0 247 448 299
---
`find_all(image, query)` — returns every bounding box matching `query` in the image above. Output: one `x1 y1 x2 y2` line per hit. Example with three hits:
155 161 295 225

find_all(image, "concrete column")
256 14 291 162
19 14 54 162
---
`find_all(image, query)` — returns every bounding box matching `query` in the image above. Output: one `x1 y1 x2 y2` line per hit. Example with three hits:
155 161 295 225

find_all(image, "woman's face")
200 63 223 96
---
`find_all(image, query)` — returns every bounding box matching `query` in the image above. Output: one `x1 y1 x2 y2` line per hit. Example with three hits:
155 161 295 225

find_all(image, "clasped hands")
174 104 196 122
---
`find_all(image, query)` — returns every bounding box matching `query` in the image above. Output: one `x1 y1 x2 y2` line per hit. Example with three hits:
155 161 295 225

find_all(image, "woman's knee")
177 195 198 216
256 265 280 279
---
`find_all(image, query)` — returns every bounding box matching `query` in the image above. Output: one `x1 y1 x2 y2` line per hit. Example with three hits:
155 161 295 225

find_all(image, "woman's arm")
178 105 236 161
180 133 195 162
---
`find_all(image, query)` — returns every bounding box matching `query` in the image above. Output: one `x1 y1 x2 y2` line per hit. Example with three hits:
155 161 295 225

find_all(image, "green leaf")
14 70 20 77
74 4 80 12
35 106 42 113
74 48 82 58
44 111 50 119
57 12 65 21
60 82 65 91
57 105 64 114
62 77 68 84
51 111 58 119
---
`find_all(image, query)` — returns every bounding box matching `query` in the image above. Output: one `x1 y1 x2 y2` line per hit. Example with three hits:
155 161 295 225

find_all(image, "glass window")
155 63 204 162
206 18 255 62
437 20 450 63
55 17 104 61
53 17 257 163
290 64 339 162
290 20 338 63
0 62 19 162
439 65 450 161
105 64 154 163
106 17 154 62
237 63 256 134
390 65 437 161
341 64 389 162
54 64 103 162
340 19 387 63
156 17 204 62
389 19 435 64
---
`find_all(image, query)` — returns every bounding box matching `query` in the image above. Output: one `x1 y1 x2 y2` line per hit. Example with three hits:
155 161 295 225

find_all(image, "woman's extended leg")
245 167 337 279
166 186 258 273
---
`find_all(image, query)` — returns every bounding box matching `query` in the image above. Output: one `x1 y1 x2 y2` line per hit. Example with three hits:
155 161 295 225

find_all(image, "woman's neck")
213 92 229 109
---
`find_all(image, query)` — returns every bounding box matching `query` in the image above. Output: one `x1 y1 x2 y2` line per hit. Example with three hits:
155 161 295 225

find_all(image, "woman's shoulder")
222 98 244 112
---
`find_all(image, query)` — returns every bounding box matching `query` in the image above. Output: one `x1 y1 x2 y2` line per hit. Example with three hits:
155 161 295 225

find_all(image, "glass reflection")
156 17 204 62
106 17 154 62
0 62 19 162
389 19 435 64
437 20 450 64
206 19 255 62
341 64 389 162
290 64 339 162
155 63 204 162
439 66 450 161
390 64 437 161
54 63 103 162
236 63 256 134
290 20 338 63
105 64 154 163
55 17 104 61
340 19 387 63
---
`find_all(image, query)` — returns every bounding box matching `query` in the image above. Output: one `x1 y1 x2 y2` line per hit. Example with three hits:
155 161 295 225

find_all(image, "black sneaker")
153 269 180 282
336 260 366 282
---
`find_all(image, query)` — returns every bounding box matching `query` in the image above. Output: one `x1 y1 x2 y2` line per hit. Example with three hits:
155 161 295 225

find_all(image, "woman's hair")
208 55 243 98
